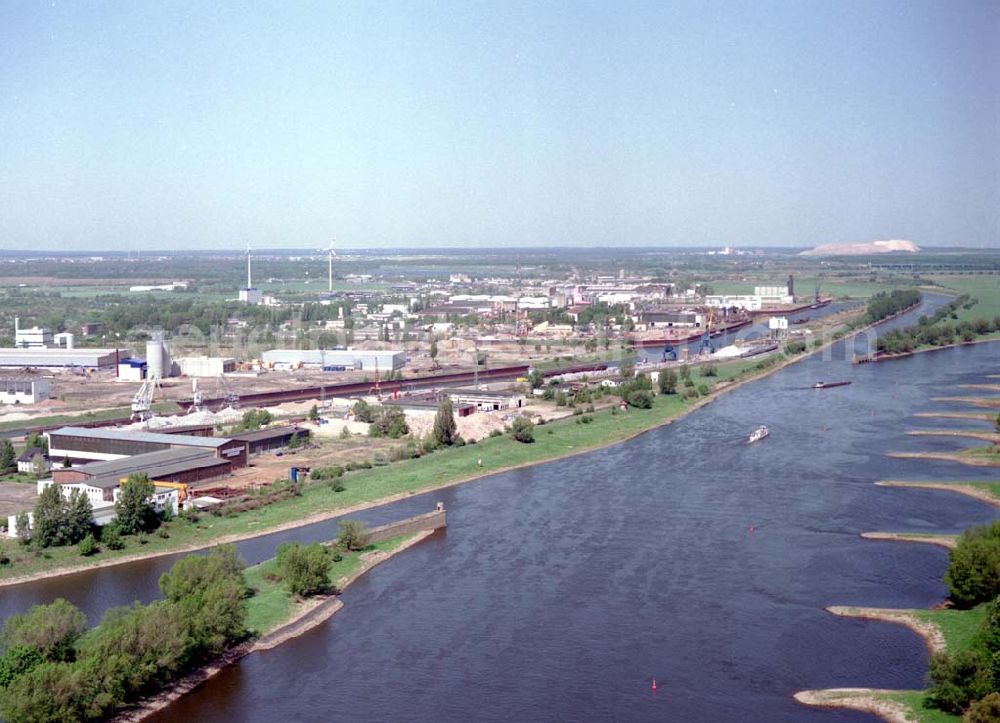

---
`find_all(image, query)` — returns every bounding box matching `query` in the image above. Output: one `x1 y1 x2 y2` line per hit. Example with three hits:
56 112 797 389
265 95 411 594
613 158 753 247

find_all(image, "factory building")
230 425 310 455
117 358 148 381
51 447 233 489
262 349 406 371
13 318 53 349
0 376 51 405
381 398 477 417
753 286 794 305
0 348 124 370
705 295 763 311
640 310 704 328
176 356 237 377
449 389 526 412
46 427 248 467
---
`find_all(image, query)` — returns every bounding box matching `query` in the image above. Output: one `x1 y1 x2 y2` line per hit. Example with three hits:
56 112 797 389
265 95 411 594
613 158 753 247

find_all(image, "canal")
5 296 999 721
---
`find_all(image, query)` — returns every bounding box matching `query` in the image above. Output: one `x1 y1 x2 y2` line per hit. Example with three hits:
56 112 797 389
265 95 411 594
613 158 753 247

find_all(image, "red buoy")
652 678 657 692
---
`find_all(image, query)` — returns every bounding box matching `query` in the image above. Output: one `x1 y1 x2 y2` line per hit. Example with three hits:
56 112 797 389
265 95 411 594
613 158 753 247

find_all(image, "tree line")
0 546 247 722
925 520 1000 717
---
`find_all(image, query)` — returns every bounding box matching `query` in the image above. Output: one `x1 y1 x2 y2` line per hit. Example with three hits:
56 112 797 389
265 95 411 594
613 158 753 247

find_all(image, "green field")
913 604 991 654
243 533 413 635
933 277 1000 323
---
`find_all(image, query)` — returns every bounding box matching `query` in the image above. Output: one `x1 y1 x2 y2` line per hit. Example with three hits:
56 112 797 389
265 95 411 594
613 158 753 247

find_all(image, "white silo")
146 340 164 379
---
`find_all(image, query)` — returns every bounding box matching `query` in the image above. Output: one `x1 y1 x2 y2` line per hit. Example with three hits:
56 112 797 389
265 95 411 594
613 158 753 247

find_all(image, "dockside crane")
217 374 240 410
699 308 716 355
131 376 160 422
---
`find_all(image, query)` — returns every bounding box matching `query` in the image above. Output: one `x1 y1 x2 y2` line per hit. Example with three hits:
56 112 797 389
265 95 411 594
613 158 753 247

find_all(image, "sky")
1 0 998 251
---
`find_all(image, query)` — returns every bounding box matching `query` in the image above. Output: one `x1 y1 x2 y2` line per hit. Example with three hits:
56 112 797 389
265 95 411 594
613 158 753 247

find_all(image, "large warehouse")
262 349 405 371
0 348 124 369
47 427 248 467
52 447 233 490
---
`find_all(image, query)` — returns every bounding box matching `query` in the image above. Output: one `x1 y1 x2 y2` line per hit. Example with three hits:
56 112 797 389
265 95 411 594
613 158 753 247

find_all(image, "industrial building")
381 398 476 417
640 310 704 328
52 447 233 489
176 356 237 377
262 349 406 371
754 286 794 305
0 348 123 369
117 357 148 381
46 427 248 467
704 295 764 311
13 318 52 348
0 376 51 404
449 389 526 411
230 425 310 455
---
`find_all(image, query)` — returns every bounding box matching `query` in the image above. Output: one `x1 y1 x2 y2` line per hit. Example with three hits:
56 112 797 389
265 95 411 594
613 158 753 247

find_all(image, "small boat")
812 381 852 389
747 425 769 444
791 317 809 325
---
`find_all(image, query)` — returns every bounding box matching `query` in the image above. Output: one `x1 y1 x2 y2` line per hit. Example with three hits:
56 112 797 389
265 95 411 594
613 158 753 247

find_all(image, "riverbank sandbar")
859 532 957 549
876 480 1000 509
826 606 945 654
793 689 917 723
886 451 1000 468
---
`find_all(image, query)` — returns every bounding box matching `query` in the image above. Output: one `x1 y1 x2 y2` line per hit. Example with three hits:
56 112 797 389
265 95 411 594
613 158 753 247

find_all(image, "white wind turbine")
327 239 337 292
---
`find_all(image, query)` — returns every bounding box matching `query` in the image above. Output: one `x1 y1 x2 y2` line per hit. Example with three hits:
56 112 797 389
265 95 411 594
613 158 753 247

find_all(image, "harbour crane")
130 375 160 422
189 378 204 414
217 374 240 410
700 308 716 355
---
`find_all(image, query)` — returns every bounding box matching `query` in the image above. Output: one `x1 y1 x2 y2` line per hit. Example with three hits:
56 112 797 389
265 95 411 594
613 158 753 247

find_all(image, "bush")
697 384 710 397
511 416 535 443
275 542 330 597
101 523 126 550
927 650 993 714
945 521 1000 608
337 520 370 551
78 533 97 557
311 466 345 481
626 390 653 409
700 364 718 377
784 340 807 355
966 692 1000 722
489 429 503 438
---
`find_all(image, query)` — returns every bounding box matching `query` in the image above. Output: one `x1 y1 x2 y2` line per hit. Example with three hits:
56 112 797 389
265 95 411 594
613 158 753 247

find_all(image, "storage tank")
146 340 164 379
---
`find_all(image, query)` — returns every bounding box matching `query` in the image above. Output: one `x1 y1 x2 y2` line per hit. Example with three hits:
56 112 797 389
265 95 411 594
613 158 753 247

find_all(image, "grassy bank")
0 392 691 583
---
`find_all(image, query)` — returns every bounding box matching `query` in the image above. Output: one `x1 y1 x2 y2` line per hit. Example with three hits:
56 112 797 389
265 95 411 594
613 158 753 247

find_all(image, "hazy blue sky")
1 0 997 250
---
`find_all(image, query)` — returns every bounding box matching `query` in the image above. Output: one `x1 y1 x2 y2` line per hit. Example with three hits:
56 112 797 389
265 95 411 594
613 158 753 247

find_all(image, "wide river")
4 297 999 722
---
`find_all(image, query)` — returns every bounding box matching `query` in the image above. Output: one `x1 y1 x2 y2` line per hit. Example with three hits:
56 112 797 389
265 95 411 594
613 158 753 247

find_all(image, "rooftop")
69 447 228 481
49 426 229 449
229 425 309 443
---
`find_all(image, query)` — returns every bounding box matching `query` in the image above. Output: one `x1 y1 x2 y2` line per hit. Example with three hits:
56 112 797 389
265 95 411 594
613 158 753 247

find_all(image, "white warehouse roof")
0 348 124 368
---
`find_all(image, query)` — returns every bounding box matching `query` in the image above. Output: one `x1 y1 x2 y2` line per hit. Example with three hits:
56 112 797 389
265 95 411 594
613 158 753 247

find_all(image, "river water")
4 297 999 722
